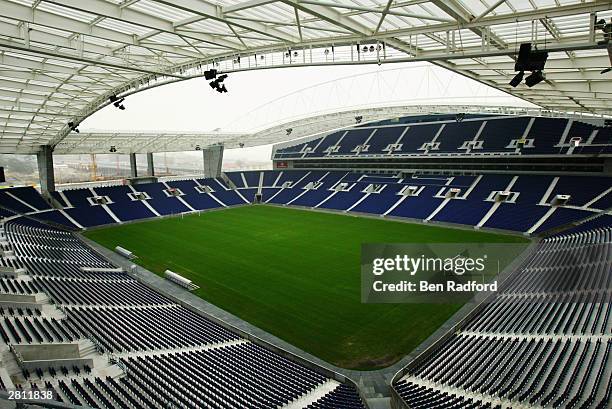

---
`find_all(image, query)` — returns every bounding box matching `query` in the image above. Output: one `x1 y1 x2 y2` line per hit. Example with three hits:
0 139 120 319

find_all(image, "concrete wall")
0 293 40 303
13 343 80 362
37 145 55 194
202 145 224 178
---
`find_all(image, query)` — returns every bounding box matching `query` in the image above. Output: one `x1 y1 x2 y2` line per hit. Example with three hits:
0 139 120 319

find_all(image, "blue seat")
8 187 51 210
479 117 530 152
136 183 191 215
64 206 115 227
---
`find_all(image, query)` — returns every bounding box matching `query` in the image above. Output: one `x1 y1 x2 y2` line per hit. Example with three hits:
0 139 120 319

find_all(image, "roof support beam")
46 0 243 50
151 0 299 43
373 2 612 40
474 0 506 22
224 0 278 14
296 0 453 22
457 56 610 70
0 41 185 78
280 0 372 36
0 0 211 61
375 0 394 34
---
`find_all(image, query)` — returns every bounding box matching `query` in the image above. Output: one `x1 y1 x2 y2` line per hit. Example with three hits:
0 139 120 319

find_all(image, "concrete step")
0 349 22 378
366 397 391 409
78 340 98 357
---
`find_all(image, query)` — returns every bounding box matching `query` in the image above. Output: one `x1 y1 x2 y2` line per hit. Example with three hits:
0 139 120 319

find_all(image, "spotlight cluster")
204 69 228 93
596 18 612 74
595 18 611 45
109 95 126 110
67 121 79 133
509 43 548 88
360 44 381 53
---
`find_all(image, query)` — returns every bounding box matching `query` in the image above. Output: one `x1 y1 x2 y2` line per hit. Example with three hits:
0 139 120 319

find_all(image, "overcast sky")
81 62 532 164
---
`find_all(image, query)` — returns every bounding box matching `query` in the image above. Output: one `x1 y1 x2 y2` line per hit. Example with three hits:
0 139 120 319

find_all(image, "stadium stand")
1 0 612 405
273 116 612 158
0 113 609 409
0 217 365 408
392 223 612 408
0 166 609 236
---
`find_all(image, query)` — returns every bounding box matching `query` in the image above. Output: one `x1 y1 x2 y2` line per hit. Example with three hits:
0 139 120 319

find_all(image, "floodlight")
509 71 524 87
515 43 548 72
525 70 545 87
68 121 80 133
203 69 217 80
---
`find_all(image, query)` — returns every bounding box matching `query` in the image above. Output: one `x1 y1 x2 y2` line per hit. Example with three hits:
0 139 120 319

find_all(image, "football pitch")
84 205 528 370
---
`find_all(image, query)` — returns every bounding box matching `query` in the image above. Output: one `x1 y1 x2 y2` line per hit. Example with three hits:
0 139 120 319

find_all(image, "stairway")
220 173 238 190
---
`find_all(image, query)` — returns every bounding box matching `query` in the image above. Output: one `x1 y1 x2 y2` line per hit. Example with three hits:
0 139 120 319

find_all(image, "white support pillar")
202 144 224 178
129 153 138 178
146 152 154 176
36 145 55 195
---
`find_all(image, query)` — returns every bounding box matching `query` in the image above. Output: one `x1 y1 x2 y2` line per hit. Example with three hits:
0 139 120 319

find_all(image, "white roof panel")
0 0 609 154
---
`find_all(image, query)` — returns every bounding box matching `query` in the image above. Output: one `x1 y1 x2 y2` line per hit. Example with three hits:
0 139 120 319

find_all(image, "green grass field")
85 205 528 370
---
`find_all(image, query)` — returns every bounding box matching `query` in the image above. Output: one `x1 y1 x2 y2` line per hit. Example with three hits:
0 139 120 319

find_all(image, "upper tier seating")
274 116 612 159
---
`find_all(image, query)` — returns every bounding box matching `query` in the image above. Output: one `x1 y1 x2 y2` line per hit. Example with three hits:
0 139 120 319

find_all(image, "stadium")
0 0 611 408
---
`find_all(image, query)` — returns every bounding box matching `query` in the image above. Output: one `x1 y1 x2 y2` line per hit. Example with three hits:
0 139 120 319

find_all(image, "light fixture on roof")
203 69 217 80
109 95 125 110
109 146 117 153
67 121 79 133
509 71 524 87
509 43 548 87
599 19 612 74
209 73 228 93
525 70 545 87
596 18 611 45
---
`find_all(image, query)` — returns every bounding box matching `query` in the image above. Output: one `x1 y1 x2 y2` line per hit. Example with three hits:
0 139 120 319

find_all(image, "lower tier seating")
393 223 612 409
0 217 365 408
1 170 608 236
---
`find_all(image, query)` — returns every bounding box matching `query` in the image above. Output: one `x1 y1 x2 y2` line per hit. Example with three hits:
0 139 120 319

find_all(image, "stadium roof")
55 104 594 154
0 0 611 154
